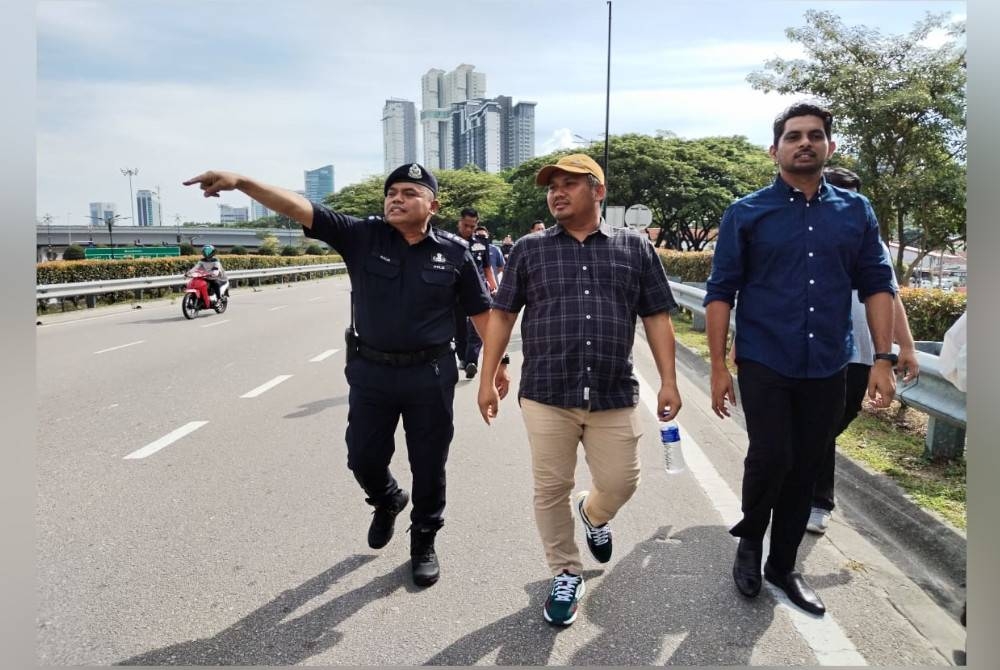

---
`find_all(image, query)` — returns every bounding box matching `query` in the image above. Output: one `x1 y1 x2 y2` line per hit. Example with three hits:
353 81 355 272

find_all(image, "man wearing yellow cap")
476 153 683 626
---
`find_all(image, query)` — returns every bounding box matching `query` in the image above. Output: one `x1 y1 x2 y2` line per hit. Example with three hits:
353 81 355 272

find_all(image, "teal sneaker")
575 491 612 563
543 570 585 625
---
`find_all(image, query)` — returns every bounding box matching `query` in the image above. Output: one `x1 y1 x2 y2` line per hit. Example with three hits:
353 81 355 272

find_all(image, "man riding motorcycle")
188 244 227 302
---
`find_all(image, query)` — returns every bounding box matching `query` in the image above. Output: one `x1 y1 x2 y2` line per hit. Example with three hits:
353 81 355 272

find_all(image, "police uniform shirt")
304 203 492 352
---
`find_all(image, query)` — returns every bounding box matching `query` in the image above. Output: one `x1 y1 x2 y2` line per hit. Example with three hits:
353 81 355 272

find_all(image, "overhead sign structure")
625 204 652 229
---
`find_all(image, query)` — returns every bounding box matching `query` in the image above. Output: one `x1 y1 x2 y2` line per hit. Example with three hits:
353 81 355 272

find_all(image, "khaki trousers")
520 398 643 575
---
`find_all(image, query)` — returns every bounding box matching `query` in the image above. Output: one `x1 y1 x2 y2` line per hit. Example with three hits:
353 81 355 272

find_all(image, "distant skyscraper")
450 95 536 173
135 189 161 226
219 204 249 224
383 98 417 173
421 64 487 170
250 199 273 220
88 202 116 225
304 165 335 203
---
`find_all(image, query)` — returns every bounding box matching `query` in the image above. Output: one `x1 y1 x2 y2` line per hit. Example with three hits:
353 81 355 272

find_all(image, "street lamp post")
121 167 139 236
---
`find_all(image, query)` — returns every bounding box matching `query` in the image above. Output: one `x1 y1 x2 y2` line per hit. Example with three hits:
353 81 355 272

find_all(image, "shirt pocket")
419 263 457 308
362 254 401 300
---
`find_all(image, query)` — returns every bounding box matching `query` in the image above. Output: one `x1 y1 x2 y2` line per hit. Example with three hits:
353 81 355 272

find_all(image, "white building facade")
135 189 161 226
382 98 418 173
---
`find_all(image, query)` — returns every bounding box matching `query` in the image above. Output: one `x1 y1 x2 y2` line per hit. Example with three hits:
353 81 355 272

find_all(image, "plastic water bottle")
660 420 686 474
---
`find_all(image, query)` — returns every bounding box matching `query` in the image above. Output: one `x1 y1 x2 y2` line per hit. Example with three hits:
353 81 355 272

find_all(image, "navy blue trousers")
731 360 846 574
343 354 458 531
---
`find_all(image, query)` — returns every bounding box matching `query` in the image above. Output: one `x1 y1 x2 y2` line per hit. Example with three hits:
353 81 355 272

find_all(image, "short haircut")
773 102 834 146
824 166 861 191
460 207 479 219
474 224 489 233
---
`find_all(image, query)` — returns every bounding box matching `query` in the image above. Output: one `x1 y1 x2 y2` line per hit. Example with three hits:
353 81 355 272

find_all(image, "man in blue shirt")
704 103 897 616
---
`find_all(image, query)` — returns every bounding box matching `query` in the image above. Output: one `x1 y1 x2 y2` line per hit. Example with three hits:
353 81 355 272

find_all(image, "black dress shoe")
367 489 409 549
764 563 826 616
732 538 763 598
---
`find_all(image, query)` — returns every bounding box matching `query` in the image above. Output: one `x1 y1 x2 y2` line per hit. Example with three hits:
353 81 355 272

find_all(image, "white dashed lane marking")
123 421 208 460
94 340 145 354
309 349 340 363
240 375 293 398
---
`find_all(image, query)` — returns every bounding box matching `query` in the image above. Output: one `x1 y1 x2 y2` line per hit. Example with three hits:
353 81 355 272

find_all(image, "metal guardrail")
668 280 966 460
36 263 346 301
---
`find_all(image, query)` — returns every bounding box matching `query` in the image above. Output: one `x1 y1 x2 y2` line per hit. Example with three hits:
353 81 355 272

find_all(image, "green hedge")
657 250 714 282
36 254 343 285
899 287 966 342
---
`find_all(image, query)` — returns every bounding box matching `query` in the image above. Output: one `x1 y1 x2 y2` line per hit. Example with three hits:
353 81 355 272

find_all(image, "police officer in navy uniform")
183 163 497 587
455 208 497 379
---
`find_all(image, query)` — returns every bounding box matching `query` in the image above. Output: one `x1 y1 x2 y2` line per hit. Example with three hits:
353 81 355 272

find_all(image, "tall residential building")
135 189 161 227
250 199 273 220
304 165 335 203
88 202 116 225
450 95 536 173
420 64 487 170
219 204 249 224
382 98 418 173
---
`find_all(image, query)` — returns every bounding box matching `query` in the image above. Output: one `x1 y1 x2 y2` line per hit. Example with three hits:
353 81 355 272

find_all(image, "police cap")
384 163 438 197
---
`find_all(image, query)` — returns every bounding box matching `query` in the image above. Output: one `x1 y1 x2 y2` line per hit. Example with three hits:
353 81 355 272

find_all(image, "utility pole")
156 184 163 229
121 167 139 234
43 213 53 259
175 213 182 243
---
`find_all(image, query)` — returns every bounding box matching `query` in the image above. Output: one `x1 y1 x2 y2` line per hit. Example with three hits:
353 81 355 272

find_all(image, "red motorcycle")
181 269 230 319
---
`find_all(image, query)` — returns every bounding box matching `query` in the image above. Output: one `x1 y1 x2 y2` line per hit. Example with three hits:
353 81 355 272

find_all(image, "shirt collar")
772 174 830 199
551 218 612 238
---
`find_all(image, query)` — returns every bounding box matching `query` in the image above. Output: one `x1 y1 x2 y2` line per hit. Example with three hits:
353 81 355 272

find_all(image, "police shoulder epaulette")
436 229 469 248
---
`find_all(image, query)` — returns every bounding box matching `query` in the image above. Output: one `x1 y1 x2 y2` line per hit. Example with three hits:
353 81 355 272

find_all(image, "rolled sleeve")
854 205 896 301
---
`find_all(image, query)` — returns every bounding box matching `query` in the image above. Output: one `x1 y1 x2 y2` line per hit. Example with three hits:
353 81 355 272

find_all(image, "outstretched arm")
183 171 315 229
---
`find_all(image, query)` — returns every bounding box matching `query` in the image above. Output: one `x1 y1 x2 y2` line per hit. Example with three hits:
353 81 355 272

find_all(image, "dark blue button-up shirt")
494 220 677 410
704 176 896 379
304 204 491 352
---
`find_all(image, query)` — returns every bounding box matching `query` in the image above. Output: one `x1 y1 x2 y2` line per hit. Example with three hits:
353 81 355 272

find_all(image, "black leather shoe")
367 489 409 549
410 528 440 587
732 538 763 597
764 562 826 616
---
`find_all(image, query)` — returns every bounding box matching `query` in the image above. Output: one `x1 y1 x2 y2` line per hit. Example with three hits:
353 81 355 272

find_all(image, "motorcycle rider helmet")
202 244 216 258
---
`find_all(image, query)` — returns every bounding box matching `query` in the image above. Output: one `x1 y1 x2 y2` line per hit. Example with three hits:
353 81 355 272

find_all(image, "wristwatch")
874 352 898 365
500 354 511 366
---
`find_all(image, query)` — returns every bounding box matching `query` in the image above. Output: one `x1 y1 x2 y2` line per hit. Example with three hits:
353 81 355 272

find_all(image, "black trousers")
812 363 871 511
731 360 846 574
343 354 458 532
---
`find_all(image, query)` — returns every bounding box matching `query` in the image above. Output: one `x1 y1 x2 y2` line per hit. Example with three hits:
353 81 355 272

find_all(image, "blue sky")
36 0 965 224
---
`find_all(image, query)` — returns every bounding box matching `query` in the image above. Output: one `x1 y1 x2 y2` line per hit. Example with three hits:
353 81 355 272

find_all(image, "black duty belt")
355 340 454 367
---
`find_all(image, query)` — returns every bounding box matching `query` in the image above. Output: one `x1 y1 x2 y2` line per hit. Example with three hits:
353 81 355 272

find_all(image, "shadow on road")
426 525 777 666
113 553 414 666
568 525 776 665
284 395 349 419
424 570 603 666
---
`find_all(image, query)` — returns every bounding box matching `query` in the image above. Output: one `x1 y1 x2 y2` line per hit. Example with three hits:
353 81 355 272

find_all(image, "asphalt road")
35 276 965 665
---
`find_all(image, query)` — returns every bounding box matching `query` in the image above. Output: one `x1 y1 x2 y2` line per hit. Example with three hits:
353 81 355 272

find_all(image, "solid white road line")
635 371 867 666
200 319 230 328
94 340 145 354
309 348 341 363
268 305 289 312
240 374 293 398
123 421 208 460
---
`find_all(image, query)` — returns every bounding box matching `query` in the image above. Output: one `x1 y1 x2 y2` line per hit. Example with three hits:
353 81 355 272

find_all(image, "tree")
325 167 512 236
499 135 774 249
747 10 966 280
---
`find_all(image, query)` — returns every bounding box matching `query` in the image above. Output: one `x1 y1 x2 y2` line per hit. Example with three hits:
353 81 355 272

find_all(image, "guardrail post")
924 419 966 461
85 295 96 308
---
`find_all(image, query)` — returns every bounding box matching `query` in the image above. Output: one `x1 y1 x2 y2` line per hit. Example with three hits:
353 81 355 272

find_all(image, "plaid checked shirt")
493 220 677 410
